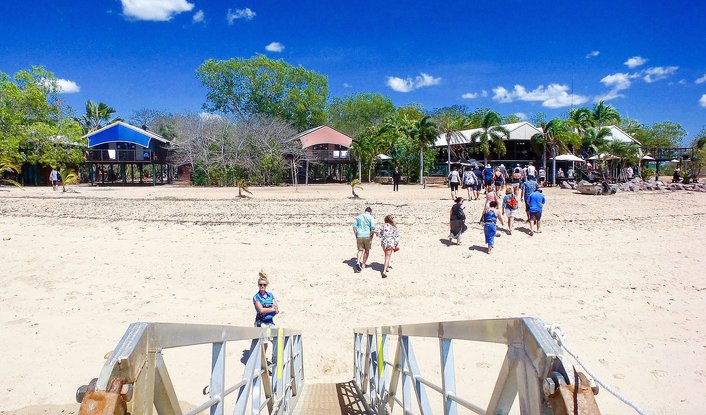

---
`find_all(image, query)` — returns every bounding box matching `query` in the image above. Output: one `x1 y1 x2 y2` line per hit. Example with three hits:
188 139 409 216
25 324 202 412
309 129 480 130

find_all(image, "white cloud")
643 66 678 83
695 74 706 84
594 72 635 101
585 50 600 59
678 79 686 85
700 94 706 108
192 9 204 23
492 83 588 108
265 42 285 52
624 56 648 68
121 0 194 21
343 83 352 88
461 92 478 99
514 112 527 121
56 79 80 94
386 72 442 93
227 8 255 24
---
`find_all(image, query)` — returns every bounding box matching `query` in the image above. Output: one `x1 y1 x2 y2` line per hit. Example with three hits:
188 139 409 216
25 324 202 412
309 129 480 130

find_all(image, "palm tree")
567 107 595 135
531 118 579 185
0 156 23 189
470 111 508 164
435 112 468 174
601 141 640 181
592 101 621 128
78 100 122 133
580 127 612 158
413 116 439 184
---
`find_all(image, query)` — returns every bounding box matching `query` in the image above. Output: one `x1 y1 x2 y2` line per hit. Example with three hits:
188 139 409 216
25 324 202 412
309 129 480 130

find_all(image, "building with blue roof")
84 121 172 185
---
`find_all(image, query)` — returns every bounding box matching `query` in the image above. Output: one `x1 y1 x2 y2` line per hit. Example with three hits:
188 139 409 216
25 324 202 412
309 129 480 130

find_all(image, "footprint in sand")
475 362 491 369
612 373 625 379
651 369 668 378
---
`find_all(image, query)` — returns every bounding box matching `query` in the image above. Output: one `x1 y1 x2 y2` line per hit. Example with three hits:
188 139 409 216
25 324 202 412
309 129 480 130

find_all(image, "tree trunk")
419 147 424 185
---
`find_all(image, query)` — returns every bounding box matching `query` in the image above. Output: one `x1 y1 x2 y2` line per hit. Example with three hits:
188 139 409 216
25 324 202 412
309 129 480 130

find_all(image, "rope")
545 323 648 415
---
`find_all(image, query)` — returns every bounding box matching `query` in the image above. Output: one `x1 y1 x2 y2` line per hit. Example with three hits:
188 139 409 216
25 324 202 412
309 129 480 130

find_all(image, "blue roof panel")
88 124 152 148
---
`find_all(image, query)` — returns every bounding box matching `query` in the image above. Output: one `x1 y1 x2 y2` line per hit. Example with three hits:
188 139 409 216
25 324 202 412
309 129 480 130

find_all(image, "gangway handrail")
353 317 600 414
77 322 304 415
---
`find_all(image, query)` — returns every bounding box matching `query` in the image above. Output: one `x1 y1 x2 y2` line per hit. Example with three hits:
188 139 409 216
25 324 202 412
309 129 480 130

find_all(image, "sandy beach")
0 183 705 414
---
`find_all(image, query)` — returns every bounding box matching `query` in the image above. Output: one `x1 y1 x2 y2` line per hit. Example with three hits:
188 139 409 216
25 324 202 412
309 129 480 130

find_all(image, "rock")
559 181 572 189
569 181 577 189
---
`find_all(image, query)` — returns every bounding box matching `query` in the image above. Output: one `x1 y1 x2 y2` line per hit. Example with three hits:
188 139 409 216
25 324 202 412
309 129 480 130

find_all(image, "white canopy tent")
552 154 585 162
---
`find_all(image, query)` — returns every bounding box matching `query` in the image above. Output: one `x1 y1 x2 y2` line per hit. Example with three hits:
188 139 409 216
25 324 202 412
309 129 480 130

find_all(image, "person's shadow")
439 238 455 246
468 245 486 252
515 226 533 235
342 258 358 271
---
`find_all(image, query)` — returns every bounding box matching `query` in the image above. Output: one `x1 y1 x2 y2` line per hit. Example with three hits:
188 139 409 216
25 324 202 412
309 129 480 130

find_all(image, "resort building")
84 121 173 185
293 125 355 183
433 121 543 170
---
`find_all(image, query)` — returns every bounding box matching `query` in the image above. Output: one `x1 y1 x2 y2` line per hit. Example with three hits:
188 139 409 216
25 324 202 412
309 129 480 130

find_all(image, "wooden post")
152 163 156 186
305 160 309 185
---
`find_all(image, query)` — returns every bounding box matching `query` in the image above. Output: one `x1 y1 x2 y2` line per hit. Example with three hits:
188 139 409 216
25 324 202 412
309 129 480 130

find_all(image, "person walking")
448 165 461 200
472 164 482 200
527 189 546 235
501 188 519 235
462 167 477 200
511 164 522 195
449 197 467 245
527 161 537 179
392 167 401 192
353 207 376 272
493 167 505 193
482 201 504 254
521 175 540 221
253 271 279 354
49 167 59 191
378 215 400 278
538 167 547 187
482 164 493 194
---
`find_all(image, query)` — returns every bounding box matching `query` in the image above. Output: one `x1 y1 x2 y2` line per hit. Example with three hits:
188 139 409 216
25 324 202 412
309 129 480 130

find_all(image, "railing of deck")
354 317 576 415
77 322 303 415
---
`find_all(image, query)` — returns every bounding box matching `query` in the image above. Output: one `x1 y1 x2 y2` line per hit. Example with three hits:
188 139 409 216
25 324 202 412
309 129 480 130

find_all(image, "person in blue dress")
482 201 504 254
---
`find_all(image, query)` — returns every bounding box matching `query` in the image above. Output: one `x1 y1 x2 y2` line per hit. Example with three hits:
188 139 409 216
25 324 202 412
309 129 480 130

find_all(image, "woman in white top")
448 165 461 200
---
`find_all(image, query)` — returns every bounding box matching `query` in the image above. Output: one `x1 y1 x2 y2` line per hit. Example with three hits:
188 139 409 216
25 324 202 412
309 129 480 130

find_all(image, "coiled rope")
545 323 648 415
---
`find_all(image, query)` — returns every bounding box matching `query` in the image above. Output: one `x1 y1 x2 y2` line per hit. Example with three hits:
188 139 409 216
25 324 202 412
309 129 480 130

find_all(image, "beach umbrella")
552 154 586 162
588 153 617 160
641 155 655 161
376 154 392 160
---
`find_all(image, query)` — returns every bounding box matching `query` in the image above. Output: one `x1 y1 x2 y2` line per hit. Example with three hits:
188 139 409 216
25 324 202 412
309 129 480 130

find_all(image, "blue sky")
1 0 705 141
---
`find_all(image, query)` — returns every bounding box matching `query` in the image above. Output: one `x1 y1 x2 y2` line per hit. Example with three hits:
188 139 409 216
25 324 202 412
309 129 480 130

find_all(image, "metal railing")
354 318 587 415
77 322 304 415
305 149 351 162
88 149 165 163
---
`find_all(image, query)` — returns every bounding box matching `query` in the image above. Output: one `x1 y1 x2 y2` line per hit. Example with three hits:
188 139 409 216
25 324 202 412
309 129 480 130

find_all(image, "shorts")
505 208 518 218
255 320 276 341
450 182 459 191
529 211 542 221
483 180 492 186
494 181 503 187
539 177 546 183
472 183 481 191
356 236 372 251
512 183 519 188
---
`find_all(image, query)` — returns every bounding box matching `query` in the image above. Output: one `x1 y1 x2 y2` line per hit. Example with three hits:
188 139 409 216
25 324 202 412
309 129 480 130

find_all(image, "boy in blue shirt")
527 189 546 235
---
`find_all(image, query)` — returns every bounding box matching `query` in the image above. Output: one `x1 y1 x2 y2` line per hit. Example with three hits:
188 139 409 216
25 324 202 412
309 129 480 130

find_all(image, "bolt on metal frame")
354 317 577 415
82 322 303 415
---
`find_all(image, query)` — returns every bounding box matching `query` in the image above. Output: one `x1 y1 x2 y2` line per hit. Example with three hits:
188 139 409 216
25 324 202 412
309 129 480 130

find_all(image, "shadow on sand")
468 245 486 252
515 226 533 236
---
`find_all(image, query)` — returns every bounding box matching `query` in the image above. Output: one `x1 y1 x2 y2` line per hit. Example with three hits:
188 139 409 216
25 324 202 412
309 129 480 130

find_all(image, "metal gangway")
76 318 606 415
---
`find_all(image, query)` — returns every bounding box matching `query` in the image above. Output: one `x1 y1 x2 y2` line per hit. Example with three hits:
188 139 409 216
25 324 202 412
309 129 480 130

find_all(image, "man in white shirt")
49 168 58 191
527 162 537 179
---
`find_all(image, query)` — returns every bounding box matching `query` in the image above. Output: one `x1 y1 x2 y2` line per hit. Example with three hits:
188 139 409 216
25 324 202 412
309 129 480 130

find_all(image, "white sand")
0 183 704 414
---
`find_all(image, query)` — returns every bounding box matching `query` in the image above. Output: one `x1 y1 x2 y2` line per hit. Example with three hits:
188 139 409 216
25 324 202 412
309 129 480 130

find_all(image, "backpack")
507 194 518 209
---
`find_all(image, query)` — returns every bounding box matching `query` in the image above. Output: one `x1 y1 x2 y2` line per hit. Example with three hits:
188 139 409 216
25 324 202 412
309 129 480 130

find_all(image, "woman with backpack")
462 167 477 200
448 197 467 245
501 188 519 235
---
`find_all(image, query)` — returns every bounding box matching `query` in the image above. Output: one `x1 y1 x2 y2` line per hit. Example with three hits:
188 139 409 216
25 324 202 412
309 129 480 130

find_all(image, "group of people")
49 167 65 192
449 168 546 253
352 207 400 278
449 161 547 201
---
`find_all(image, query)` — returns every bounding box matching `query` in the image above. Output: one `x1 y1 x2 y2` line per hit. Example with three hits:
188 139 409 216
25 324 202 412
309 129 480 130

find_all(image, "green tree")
434 107 469 173
632 121 687 148
78 100 121 133
412 115 439 183
197 55 328 131
690 127 706 177
567 107 595 134
327 93 395 139
531 118 579 185
0 66 85 174
580 127 612 157
591 100 621 127
470 111 508 163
